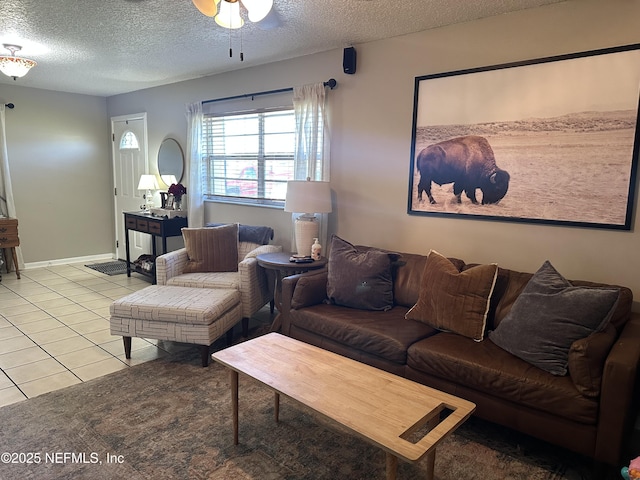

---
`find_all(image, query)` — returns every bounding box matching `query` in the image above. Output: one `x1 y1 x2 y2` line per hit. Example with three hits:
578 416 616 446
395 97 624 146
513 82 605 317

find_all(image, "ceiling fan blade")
256 7 282 30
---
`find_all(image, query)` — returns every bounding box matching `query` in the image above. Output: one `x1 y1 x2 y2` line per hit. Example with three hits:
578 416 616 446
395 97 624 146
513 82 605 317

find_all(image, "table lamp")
284 179 332 257
137 174 159 211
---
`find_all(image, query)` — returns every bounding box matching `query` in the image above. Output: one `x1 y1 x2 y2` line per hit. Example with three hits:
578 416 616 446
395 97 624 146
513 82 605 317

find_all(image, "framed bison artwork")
408 43 640 230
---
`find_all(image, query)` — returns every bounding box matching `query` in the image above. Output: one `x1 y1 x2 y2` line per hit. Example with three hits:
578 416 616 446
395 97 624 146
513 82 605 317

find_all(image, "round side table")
257 252 327 332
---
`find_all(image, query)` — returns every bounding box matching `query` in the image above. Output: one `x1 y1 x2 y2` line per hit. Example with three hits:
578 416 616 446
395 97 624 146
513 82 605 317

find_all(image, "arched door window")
120 131 140 150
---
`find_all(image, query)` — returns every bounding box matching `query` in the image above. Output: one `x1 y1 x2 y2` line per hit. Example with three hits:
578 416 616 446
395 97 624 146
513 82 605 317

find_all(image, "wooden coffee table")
211 333 475 480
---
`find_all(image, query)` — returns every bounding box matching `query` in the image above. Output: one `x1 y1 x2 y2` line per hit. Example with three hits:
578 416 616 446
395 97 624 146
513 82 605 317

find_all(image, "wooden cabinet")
0 217 20 279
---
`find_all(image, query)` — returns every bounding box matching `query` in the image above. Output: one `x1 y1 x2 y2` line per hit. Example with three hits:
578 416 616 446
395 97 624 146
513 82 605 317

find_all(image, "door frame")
111 112 149 259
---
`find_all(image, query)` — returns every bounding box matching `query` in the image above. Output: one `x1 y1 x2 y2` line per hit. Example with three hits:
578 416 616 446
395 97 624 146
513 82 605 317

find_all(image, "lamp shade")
192 0 220 17
215 0 244 28
161 174 178 187
284 180 332 214
137 174 159 190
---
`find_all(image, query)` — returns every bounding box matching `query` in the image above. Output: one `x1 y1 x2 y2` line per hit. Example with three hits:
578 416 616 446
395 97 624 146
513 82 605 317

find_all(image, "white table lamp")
284 179 332 257
137 174 159 211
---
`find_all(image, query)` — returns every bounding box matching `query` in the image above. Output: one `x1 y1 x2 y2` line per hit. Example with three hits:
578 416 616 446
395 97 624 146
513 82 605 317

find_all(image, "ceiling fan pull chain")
229 5 233 57
240 25 244 61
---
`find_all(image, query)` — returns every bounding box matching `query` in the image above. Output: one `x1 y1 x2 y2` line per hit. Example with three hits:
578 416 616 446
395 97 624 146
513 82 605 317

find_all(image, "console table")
124 211 187 282
0 217 20 280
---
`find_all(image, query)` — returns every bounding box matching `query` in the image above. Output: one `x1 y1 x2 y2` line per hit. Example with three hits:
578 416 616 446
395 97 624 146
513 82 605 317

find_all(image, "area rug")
0 340 612 480
84 260 128 276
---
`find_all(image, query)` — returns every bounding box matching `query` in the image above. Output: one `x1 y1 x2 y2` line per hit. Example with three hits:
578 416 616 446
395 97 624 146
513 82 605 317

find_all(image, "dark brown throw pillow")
488 260 619 376
182 224 239 273
326 235 398 311
405 250 498 341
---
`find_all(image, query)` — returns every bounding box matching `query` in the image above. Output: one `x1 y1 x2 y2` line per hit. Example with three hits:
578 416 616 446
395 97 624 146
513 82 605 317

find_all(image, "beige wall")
5 0 640 305
108 0 640 304
1 85 112 264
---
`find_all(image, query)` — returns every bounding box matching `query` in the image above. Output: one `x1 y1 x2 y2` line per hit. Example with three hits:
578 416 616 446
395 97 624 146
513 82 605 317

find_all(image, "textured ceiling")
0 0 565 97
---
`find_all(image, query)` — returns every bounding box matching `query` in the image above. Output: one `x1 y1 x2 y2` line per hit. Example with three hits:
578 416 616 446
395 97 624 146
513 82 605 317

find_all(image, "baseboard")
24 253 115 270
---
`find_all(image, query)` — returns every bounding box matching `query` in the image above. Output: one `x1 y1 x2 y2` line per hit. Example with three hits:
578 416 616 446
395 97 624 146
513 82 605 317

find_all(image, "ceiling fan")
191 0 274 28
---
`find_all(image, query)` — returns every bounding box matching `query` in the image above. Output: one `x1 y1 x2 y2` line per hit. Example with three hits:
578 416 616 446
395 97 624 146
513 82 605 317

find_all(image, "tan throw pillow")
406 250 498 341
182 224 239 273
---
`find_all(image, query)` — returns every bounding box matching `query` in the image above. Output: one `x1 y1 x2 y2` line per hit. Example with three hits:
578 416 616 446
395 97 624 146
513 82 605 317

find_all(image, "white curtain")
0 105 24 269
186 102 204 227
293 82 330 182
292 83 331 250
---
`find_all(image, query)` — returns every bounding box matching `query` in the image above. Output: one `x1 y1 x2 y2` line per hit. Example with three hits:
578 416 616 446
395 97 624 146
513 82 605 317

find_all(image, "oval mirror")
157 138 184 186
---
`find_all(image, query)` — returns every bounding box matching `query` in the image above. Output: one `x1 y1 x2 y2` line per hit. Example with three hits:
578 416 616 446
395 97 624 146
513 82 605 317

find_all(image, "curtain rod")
202 78 337 105
4 103 14 109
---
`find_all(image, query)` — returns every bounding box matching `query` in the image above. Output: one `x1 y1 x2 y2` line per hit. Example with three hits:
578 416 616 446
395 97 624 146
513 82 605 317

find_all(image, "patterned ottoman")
110 285 242 367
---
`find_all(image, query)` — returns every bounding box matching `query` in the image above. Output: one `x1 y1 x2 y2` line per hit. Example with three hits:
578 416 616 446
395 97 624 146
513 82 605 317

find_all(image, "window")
119 131 139 150
202 108 295 205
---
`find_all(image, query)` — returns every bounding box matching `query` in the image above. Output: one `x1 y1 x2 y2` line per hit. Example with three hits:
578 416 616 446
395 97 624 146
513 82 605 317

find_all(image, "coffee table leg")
426 450 435 479
385 453 397 480
274 392 280 422
231 370 239 445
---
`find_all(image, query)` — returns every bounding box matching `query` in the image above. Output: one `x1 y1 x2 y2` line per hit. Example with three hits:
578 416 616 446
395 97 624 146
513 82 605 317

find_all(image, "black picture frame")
408 44 640 230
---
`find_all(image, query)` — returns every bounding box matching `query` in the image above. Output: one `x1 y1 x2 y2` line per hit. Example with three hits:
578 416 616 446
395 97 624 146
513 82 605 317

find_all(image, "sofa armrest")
155 248 189 285
595 313 640 464
242 243 282 260
281 269 328 335
237 244 283 318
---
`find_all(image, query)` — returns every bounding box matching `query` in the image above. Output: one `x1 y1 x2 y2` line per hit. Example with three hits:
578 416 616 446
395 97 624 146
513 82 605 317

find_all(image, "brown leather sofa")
280 250 640 466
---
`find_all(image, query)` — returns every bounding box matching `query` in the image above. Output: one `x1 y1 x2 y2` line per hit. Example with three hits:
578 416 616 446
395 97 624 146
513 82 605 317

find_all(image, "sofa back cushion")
568 323 618 397
182 224 239 273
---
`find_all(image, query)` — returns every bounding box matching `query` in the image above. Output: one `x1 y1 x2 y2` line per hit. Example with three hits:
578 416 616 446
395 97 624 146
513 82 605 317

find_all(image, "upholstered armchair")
155 225 282 336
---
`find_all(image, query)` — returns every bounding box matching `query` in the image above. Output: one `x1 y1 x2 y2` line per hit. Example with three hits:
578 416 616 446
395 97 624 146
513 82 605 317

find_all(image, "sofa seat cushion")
166 272 240 290
290 304 437 364
407 333 598 424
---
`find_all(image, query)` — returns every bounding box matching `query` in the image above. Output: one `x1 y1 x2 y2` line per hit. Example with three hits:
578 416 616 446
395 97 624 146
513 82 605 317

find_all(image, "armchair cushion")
182 224 238 274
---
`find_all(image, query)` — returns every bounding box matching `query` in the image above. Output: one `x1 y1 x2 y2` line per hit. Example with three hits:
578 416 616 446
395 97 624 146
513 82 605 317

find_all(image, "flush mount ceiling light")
192 0 273 29
0 44 37 80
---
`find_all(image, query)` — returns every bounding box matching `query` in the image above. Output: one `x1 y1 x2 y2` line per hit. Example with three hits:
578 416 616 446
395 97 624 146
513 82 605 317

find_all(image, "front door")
111 113 150 262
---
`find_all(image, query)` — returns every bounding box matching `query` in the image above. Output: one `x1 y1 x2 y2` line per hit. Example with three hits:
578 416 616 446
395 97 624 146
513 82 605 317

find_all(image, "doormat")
84 260 128 276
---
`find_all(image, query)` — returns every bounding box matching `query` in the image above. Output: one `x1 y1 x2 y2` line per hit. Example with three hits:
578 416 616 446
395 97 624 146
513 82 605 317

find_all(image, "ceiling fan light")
0 45 36 80
215 0 244 29
243 0 273 23
192 0 220 17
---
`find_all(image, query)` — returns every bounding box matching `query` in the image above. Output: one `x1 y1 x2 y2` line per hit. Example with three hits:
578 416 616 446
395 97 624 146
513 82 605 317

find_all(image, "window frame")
201 106 295 208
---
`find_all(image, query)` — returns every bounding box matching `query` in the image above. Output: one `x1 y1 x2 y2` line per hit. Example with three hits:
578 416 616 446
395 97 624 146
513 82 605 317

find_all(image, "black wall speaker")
343 47 356 75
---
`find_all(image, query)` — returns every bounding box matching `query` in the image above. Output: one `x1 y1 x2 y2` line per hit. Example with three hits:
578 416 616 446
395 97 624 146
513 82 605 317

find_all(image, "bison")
416 135 510 205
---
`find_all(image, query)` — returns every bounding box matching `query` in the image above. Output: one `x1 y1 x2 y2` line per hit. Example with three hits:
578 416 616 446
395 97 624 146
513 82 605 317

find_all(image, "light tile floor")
0 263 175 407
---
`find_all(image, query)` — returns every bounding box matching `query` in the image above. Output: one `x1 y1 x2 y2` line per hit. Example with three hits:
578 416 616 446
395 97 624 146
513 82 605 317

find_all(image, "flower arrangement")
168 183 187 200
